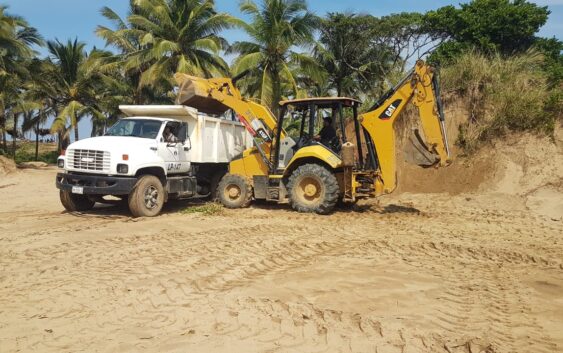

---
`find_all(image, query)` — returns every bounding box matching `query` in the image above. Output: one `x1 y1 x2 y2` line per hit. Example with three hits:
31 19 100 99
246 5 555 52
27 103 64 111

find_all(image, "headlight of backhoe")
57 159 64 168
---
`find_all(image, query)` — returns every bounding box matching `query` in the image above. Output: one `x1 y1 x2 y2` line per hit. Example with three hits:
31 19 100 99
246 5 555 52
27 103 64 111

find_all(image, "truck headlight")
117 163 129 174
57 159 64 168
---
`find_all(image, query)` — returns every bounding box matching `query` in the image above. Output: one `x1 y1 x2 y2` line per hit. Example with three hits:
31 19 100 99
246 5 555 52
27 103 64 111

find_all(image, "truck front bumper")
56 173 137 195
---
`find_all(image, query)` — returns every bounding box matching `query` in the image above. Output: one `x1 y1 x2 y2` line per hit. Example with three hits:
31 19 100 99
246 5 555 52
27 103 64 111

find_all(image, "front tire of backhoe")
287 164 339 214
218 174 252 209
60 190 96 212
128 175 164 217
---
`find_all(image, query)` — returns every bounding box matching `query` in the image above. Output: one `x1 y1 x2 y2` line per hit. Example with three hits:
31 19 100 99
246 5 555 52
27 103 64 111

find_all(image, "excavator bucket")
174 73 230 115
403 128 441 167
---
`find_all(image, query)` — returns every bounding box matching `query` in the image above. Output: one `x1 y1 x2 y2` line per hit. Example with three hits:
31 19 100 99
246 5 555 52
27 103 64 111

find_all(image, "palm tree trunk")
74 125 79 142
57 131 62 153
272 68 281 117
12 113 17 159
0 112 6 153
35 119 40 161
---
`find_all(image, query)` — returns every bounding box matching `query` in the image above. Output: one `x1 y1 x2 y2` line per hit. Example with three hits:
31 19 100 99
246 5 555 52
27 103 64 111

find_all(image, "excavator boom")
360 60 451 194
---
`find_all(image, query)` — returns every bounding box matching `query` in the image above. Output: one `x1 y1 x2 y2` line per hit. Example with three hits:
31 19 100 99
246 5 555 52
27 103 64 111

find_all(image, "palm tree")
107 0 238 89
315 13 397 98
228 0 320 113
0 6 43 154
96 4 166 106
95 4 174 133
47 39 104 142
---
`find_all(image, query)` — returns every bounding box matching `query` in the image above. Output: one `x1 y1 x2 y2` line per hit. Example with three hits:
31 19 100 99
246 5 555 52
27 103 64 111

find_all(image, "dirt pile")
394 96 563 220
484 126 563 220
19 161 49 169
0 156 16 176
393 94 562 199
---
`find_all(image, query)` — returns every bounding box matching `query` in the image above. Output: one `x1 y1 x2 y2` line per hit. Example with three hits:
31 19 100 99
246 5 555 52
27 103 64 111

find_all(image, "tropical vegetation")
0 0 561 161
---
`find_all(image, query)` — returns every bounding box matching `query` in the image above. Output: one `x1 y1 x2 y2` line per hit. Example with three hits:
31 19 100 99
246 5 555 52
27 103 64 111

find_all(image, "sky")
3 0 562 140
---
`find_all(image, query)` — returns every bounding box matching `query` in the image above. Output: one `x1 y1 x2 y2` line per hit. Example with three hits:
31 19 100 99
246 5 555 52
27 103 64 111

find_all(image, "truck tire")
207 172 224 201
128 175 164 217
60 190 95 212
287 164 339 214
218 174 252 208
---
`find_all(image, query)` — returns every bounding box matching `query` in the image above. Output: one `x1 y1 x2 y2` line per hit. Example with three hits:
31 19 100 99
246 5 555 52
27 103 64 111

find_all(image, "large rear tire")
287 164 339 214
128 175 164 217
218 174 252 209
60 190 95 212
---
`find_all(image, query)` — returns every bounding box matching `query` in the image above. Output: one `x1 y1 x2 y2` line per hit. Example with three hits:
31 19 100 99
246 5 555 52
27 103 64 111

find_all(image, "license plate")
72 186 84 194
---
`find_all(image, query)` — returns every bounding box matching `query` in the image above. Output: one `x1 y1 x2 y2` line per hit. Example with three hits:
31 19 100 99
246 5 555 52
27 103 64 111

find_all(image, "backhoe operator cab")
277 98 360 168
175 60 451 214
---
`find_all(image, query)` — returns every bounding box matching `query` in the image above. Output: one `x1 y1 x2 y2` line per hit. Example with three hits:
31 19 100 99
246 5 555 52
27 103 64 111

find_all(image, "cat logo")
379 99 402 120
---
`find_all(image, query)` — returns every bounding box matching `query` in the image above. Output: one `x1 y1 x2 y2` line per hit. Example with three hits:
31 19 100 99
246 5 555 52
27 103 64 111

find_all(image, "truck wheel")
207 172 224 201
218 174 252 208
128 175 164 217
60 190 95 212
287 164 339 214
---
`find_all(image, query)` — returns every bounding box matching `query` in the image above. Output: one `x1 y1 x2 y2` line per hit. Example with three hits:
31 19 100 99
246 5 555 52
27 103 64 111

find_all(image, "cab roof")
279 97 361 107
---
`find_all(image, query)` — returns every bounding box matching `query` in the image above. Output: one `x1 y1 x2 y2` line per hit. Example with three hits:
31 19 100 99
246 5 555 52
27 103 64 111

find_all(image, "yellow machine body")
174 60 451 211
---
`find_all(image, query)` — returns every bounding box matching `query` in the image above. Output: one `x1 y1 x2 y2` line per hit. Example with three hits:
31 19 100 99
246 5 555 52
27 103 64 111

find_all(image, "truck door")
159 121 190 175
177 122 191 171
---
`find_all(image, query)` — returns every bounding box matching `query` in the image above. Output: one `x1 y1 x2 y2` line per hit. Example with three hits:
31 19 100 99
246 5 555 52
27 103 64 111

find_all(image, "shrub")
15 150 59 164
440 50 559 152
181 203 224 216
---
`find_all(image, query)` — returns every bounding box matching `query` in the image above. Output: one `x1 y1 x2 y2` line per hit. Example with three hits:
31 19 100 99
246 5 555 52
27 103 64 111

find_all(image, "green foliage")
424 0 550 63
114 0 238 88
316 12 433 99
46 39 107 141
0 6 44 154
229 0 319 112
181 202 224 216
15 150 58 164
533 37 563 87
316 13 390 97
441 51 559 152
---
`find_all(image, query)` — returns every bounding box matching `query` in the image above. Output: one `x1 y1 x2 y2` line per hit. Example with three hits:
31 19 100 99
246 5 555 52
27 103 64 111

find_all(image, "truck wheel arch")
135 167 166 186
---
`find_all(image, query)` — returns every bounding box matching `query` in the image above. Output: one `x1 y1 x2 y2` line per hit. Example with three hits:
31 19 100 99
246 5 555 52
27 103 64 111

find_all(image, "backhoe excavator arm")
174 72 280 171
360 60 451 194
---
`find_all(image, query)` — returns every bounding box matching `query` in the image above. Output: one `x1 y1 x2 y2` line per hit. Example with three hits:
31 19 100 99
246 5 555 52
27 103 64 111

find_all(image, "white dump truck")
56 105 252 217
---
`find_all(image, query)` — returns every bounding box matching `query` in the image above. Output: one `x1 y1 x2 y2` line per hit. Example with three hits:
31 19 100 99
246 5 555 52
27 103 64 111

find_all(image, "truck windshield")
105 119 162 139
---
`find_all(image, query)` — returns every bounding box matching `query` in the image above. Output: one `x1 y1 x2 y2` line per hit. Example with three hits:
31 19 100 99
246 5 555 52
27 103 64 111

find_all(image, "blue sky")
4 0 562 54
3 0 562 140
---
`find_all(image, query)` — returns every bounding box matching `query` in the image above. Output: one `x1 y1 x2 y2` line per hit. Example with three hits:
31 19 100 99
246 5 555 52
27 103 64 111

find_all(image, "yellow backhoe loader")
175 60 451 214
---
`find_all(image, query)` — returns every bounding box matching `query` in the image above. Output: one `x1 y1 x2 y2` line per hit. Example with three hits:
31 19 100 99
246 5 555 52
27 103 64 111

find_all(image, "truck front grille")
67 149 110 172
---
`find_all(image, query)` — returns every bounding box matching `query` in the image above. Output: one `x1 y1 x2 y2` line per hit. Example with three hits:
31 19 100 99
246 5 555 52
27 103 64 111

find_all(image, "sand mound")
18 161 49 169
395 122 563 219
0 156 16 176
483 126 563 195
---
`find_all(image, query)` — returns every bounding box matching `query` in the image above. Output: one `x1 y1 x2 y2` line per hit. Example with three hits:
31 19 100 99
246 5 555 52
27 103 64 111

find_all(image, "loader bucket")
174 73 230 115
403 128 441 167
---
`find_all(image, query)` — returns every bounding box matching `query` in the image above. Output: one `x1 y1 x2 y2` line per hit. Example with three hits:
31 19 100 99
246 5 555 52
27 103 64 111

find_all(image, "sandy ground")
0 164 562 353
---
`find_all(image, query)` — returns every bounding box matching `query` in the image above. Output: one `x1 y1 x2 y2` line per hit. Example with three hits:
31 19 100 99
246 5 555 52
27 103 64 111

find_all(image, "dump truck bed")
119 105 253 164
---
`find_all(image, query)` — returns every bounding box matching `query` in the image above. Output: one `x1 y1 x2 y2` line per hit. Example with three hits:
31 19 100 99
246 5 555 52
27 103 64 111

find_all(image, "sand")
0 127 562 352
0 156 16 176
